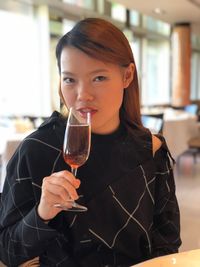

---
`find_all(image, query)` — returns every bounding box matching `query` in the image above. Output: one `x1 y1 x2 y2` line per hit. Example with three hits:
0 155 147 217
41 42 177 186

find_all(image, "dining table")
141 107 199 160
163 109 199 159
132 249 200 266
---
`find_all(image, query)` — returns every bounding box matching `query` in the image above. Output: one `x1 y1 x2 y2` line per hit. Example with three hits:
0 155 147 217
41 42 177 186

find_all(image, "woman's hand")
37 170 80 221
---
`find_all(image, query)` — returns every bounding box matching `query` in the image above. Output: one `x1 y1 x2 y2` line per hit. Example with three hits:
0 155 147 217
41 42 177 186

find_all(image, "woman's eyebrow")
89 69 109 74
61 69 109 76
61 71 74 75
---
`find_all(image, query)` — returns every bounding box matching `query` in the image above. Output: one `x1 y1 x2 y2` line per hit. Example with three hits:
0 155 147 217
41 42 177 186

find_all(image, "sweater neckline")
91 123 126 144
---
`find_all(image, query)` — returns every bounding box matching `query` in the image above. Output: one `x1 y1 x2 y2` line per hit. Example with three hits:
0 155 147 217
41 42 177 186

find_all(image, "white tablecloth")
132 249 200 266
141 108 199 159
163 112 199 159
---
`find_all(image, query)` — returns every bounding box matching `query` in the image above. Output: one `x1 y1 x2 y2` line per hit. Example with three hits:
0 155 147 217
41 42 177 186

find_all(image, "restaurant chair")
184 104 198 115
177 126 200 175
187 135 200 165
184 111 200 165
141 114 164 134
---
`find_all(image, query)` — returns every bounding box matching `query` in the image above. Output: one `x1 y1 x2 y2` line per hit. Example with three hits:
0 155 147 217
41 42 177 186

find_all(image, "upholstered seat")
184 104 198 115
187 135 200 164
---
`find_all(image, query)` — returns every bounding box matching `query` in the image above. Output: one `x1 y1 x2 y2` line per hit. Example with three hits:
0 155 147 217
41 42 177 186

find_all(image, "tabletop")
132 249 200 267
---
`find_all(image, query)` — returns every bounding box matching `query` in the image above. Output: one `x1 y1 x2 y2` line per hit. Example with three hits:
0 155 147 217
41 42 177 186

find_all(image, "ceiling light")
153 8 166 15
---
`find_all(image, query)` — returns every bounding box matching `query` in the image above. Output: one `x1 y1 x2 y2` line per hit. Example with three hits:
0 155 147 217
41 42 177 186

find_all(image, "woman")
0 18 181 266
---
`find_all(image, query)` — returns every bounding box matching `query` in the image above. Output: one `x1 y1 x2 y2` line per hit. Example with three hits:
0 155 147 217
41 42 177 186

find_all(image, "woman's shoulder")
152 133 175 163
18 111 65 154
126 125 172 159
126 125 152 149
152 134 162 156
32 111 64 134
37 110 66 130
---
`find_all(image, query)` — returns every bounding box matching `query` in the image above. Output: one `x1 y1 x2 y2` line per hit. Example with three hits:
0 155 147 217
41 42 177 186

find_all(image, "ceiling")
110 0 200 35
3 0 200 35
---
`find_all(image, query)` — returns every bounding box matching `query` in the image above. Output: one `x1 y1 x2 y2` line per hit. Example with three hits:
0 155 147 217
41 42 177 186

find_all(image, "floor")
175 152 200 252
0 153 200 266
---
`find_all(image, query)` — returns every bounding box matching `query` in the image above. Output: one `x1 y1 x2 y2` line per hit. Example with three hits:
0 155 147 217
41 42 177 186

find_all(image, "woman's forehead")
60 46 123 74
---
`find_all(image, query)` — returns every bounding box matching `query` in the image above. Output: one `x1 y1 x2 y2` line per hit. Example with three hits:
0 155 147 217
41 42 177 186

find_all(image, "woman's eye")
63 77 75 84
94 76 107 82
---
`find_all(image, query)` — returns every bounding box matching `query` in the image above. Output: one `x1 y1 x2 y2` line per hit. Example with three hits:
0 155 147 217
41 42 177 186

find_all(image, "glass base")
54 201 87 212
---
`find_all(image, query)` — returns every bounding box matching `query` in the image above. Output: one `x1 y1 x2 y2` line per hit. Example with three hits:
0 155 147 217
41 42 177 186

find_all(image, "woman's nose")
77 84 94 101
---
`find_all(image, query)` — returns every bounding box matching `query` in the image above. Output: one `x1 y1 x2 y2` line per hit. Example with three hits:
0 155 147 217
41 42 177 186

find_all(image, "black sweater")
0 111 181 266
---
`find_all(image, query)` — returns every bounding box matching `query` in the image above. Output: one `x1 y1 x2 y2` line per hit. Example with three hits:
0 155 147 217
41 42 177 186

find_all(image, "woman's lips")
77 107 97 117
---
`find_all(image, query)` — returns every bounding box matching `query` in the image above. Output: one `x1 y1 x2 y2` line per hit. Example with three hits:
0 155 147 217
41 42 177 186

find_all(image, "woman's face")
60 47 133 134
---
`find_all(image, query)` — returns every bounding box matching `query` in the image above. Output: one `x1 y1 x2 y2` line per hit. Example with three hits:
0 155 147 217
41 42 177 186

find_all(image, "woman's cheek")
61 89 76 106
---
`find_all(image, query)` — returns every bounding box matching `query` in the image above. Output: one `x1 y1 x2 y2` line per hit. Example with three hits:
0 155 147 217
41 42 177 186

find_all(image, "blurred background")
0 0 200 259
0 0 200 118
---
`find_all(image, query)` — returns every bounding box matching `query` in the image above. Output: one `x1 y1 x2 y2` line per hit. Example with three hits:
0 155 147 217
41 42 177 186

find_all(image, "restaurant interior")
0 0 200 266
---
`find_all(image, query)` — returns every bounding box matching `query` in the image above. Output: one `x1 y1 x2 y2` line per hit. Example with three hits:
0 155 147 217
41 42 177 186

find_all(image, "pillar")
171 23 191 107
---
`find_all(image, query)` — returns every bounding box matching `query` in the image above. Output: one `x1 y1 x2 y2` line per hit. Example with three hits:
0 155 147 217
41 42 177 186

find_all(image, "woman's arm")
0 135 81 266
0 150 58 266
151 135 182 257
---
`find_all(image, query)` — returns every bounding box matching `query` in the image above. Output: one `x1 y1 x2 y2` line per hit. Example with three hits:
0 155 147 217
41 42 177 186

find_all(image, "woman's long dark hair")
56 18 142 129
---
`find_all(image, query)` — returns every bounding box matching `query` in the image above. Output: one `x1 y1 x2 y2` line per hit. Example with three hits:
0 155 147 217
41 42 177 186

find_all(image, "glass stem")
71 167 77 177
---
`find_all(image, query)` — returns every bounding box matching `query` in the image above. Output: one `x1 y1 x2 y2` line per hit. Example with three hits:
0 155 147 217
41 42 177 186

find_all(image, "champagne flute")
56 107 91 211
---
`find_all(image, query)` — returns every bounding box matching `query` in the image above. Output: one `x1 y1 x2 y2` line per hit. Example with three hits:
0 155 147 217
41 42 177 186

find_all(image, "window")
191 52 200 100
63 19 76 34
141 39 170 106
130 10 140 26
0 9 51 117
143 15 170 36
62 0 94 10
111 2 126 22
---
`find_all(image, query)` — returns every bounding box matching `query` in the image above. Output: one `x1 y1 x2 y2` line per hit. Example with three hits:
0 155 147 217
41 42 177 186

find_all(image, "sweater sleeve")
151 137 182 257
0 144 57 266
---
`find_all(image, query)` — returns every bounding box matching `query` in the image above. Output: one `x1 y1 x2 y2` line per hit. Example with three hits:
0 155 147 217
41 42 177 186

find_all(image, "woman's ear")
123 63 135 88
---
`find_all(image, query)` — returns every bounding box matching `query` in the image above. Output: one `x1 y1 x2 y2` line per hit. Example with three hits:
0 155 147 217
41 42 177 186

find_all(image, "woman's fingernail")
76 179 81 187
